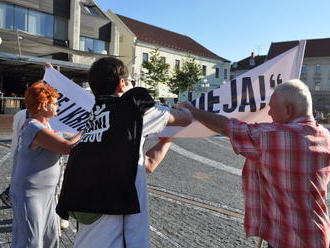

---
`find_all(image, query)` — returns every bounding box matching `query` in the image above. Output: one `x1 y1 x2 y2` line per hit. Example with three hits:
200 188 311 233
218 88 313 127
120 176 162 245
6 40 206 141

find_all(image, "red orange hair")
24 81 59 115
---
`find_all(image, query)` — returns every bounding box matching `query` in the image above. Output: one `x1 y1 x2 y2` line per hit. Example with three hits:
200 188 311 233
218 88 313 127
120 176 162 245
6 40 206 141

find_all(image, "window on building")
175 59 180 70
14 6 27 31
54 16 68 41
161 56 166 63
202 65 207 76
224 68 228 80
28 10 54 38
215 68 220 78
301 65 307 75
80 36 108 54
315 64 321 74
142 53 149 63
315 81 321 91
80 37 93 52
0 3 14 30
0 2 69 40
93 39 107 54
188 92 193 101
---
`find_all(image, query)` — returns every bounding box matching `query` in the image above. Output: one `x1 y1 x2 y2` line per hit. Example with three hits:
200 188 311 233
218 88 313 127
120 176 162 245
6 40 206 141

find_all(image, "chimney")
249 52 256 66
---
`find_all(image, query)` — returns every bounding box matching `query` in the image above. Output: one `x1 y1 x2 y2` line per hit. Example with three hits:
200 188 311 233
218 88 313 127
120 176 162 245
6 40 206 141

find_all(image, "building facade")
0 0 115 102
109 14 231 102
267 38 330 114
229 38 330 114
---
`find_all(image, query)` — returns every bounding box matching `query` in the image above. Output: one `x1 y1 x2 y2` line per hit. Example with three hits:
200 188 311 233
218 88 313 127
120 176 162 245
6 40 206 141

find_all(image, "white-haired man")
179 79 330 248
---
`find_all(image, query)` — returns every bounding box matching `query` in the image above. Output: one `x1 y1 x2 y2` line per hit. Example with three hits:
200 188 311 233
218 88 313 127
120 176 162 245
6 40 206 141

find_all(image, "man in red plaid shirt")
179 79 330 248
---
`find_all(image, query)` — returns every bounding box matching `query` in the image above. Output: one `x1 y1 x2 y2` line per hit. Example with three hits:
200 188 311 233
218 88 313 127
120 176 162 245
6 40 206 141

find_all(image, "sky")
96 0 330 62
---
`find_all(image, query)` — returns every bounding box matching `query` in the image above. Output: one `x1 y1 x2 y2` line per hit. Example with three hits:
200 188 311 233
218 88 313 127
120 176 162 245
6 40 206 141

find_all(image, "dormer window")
249 58 255 66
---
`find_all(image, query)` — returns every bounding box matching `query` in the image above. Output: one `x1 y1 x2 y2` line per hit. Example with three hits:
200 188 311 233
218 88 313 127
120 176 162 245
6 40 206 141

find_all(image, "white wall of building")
300 57 330 91
133 42 230 100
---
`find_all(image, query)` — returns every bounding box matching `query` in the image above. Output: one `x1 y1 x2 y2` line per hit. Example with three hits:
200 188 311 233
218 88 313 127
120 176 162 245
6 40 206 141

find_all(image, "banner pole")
296 40 306 79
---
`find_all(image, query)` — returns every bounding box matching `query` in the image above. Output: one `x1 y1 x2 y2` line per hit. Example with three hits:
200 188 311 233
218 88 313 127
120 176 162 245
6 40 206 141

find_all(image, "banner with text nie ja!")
158 40 306 137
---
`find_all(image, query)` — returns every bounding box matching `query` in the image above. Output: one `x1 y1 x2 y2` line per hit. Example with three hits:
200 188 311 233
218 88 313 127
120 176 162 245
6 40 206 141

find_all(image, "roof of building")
231 54 266 71
267 38 330 59
117 15 230 62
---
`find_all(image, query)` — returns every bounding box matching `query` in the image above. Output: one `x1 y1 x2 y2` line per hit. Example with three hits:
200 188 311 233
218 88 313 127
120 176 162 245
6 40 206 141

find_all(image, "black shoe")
0 187 11 207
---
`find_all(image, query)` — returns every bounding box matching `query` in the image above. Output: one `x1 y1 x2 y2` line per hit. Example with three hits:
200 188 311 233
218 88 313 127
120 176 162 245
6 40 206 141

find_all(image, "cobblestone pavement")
0 135 263 248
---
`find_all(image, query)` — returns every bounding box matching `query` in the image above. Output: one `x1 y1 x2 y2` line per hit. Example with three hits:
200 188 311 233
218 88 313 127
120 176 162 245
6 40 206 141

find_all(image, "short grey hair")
274 79 313 116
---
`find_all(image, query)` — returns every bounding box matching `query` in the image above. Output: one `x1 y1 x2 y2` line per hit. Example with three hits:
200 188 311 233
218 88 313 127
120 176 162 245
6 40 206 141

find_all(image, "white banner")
43 41 305 137
158 40 306 137
43 69 95 133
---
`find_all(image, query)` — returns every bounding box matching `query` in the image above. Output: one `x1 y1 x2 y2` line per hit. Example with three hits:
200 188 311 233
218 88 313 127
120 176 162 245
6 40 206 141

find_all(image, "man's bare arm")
177 102 230 137
167 107 192 127
145 137 173 173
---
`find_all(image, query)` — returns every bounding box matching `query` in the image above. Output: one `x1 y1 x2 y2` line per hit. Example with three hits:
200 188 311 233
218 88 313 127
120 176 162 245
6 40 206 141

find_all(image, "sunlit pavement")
1 132 329 247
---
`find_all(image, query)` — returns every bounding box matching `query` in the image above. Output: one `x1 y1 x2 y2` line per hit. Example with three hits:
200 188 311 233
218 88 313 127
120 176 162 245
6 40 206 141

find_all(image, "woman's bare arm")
33 129 82 154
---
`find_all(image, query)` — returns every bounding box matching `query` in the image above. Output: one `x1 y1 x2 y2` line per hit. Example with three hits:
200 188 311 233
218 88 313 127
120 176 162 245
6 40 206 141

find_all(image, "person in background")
10 81 81 248
159 97 169 107
178 79 330 248
0 109 28 207
56 57 192 248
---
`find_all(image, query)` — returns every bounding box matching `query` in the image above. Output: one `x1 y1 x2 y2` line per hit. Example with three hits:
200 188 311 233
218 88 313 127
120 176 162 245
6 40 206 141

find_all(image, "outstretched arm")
145 137 174 173
166 107 192 127
177 102 230 137
33 129 82 155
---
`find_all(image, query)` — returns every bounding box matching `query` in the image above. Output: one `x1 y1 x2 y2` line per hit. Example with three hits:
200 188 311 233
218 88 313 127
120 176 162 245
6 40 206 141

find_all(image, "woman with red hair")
10 81 81 248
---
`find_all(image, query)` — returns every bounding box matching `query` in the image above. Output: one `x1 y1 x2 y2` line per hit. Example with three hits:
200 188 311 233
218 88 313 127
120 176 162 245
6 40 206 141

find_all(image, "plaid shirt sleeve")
227 119 267 161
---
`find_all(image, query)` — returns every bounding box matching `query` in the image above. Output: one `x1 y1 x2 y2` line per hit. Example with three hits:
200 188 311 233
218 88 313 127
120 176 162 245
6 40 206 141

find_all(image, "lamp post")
201 79 210 96
16 29 23 57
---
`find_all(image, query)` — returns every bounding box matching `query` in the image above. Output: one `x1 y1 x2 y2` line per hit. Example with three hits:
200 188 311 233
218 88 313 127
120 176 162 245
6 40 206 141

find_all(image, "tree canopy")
167 56 202 94
141 49 170 97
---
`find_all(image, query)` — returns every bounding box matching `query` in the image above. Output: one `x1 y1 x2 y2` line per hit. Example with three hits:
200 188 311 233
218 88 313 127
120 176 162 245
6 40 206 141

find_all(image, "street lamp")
201 79 210 94
16 29 23 57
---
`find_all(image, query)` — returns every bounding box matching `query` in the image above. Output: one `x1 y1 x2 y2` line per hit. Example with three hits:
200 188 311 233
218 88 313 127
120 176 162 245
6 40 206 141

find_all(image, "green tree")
167 56 202 94
141 49 170 98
